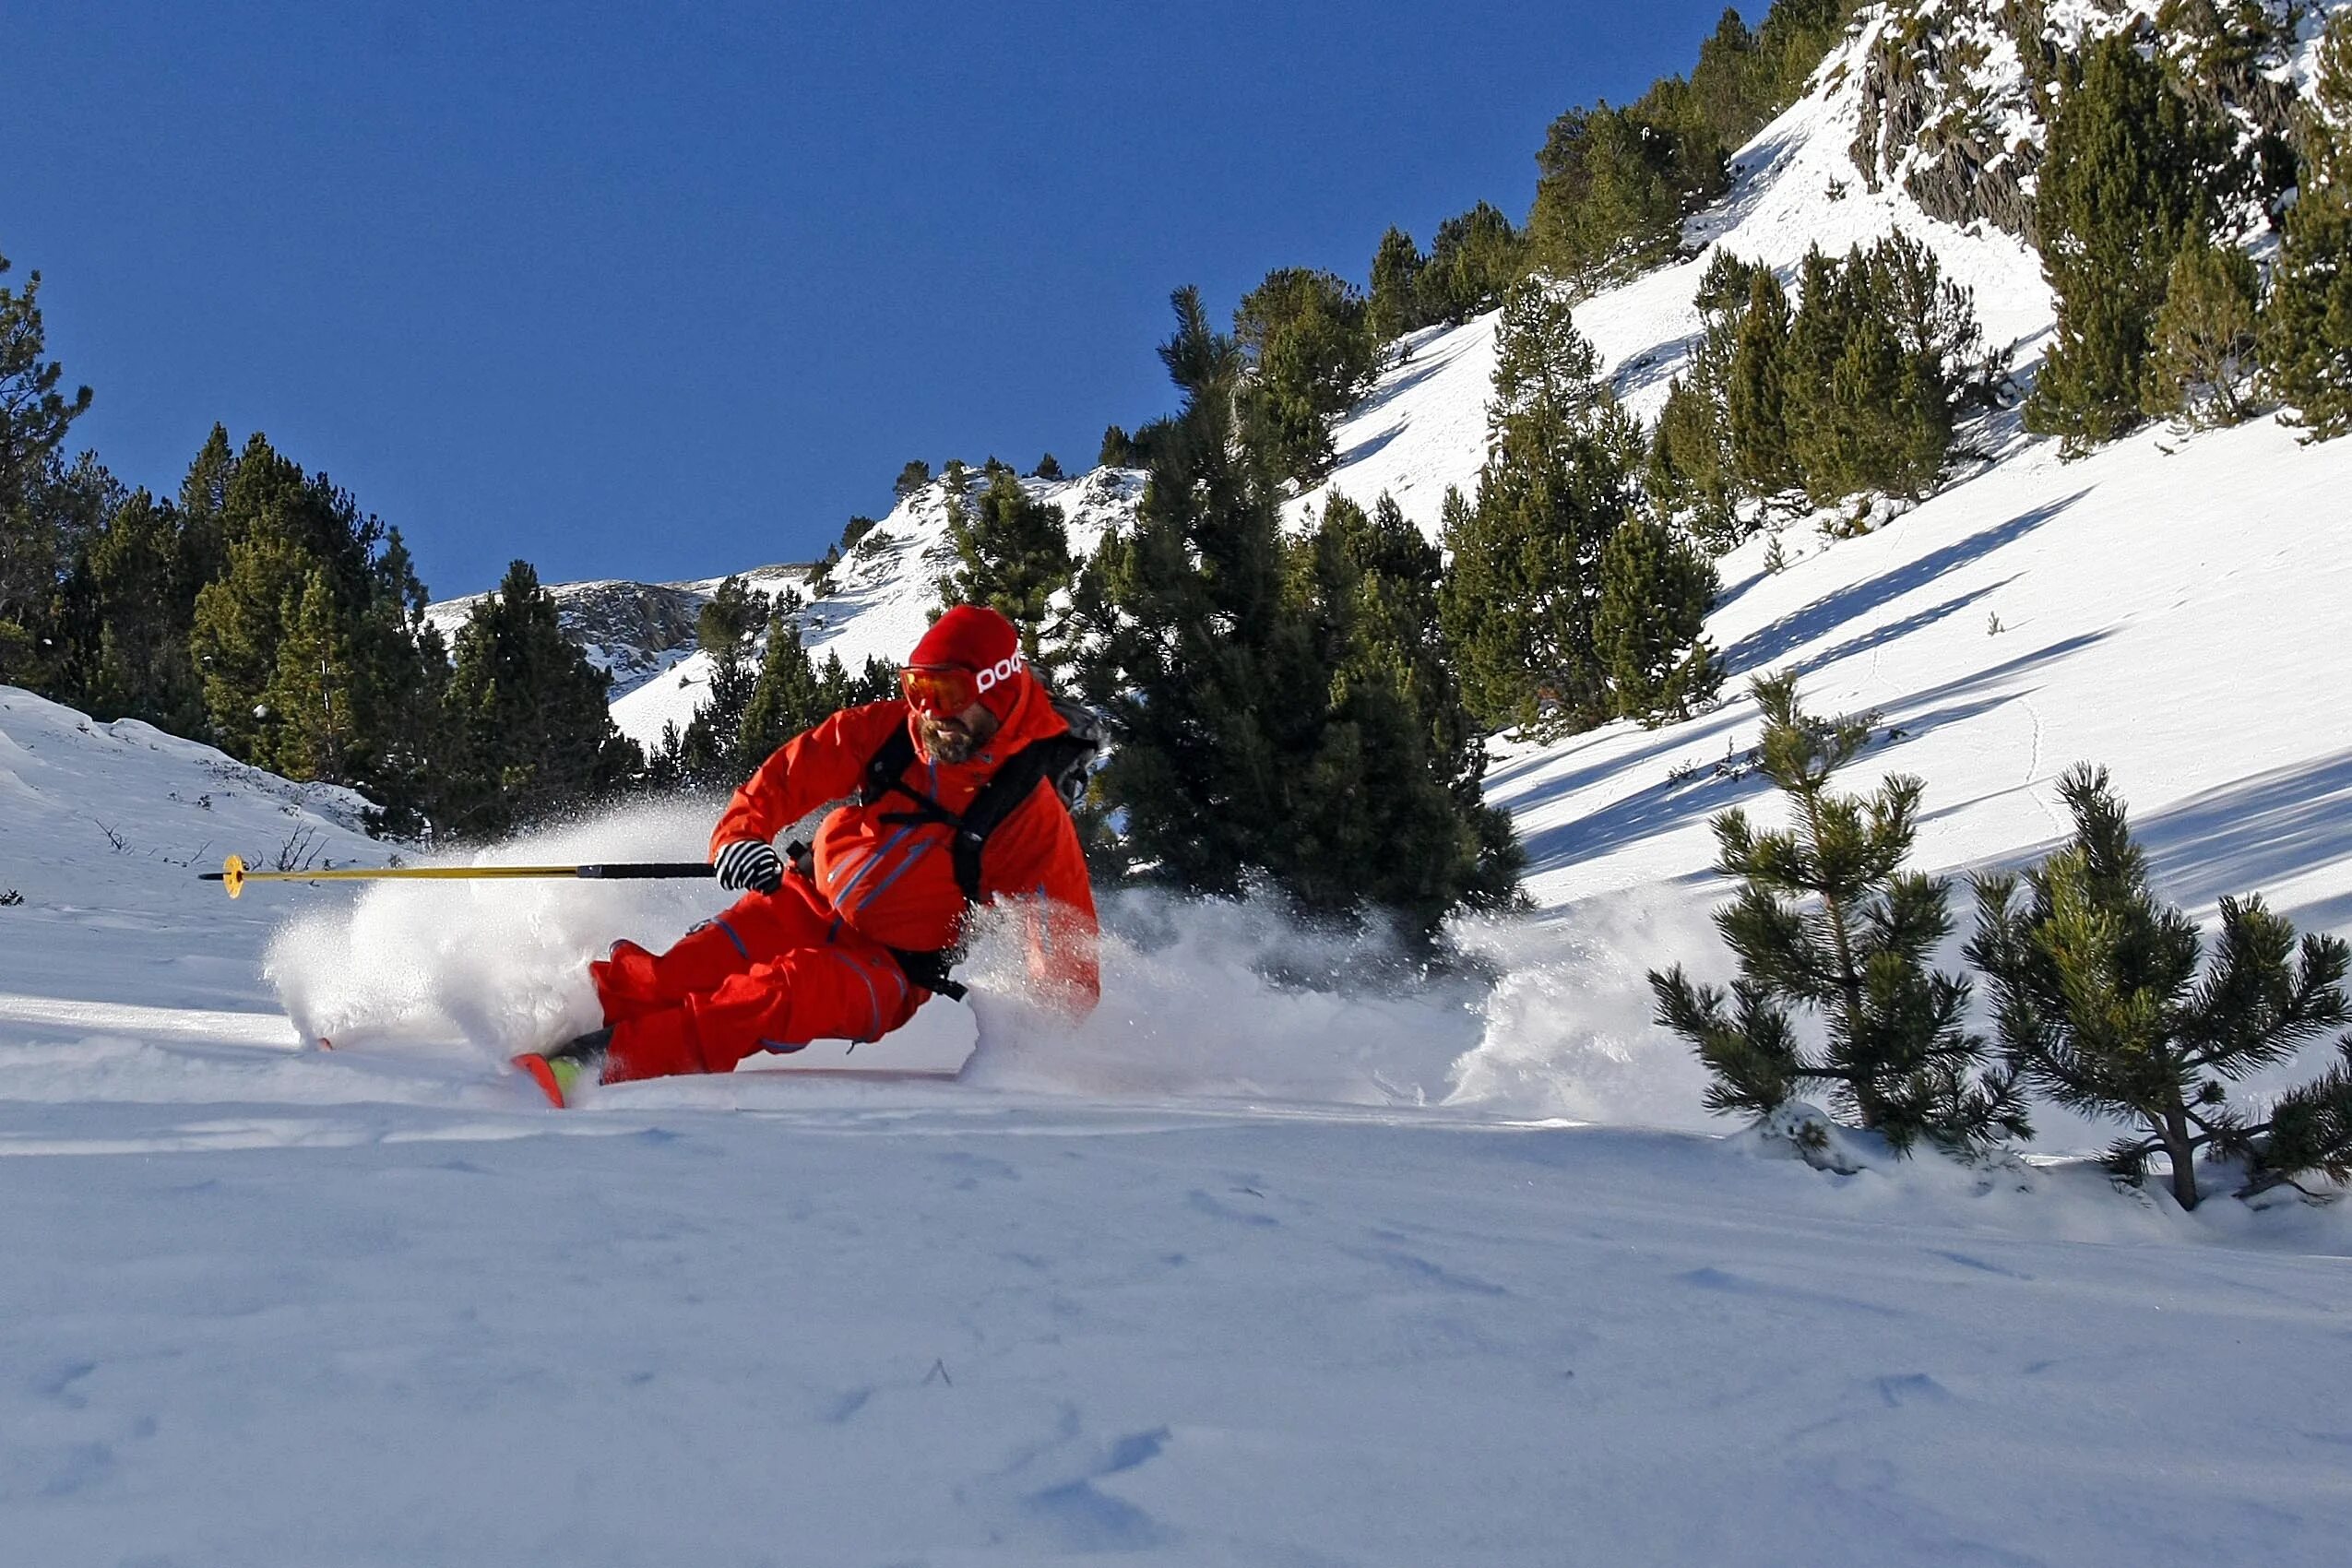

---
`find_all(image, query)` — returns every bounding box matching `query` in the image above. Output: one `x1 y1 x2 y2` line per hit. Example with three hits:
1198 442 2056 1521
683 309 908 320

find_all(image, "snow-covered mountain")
11 6 2352 1561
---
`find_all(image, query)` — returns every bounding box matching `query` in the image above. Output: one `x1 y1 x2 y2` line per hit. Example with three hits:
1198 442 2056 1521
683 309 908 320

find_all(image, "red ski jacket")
710 683 1100 1015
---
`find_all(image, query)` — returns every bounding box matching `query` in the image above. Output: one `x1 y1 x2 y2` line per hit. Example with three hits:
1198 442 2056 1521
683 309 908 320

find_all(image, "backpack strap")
857 715 1092 905
944 737 1085 903
856 722 921 810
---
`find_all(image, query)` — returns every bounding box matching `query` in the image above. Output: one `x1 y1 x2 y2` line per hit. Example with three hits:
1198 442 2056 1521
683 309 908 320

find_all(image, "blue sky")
6 1 1740 598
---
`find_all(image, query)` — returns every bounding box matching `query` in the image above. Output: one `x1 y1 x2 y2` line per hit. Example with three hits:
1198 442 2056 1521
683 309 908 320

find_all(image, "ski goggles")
898 663 983 717
899 648 1028 716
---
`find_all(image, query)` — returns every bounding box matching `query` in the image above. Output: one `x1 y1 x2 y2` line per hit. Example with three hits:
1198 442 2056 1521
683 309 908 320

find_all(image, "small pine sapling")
1651 672 2029 1156
1967 766 2352 1208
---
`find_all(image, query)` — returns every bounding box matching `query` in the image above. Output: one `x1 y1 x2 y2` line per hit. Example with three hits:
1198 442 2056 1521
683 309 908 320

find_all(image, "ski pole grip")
575 862 718 880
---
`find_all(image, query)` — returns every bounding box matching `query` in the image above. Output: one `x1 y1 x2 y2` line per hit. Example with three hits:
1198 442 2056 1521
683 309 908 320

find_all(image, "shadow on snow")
1720 490 2087 677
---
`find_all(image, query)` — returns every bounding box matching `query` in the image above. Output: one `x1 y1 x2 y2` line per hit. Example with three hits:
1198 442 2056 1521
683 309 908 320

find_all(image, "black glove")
713 839 784 895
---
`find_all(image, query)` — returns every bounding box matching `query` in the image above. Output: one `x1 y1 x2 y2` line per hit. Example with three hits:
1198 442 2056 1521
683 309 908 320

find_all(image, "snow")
15 663 2352 1562
10 5 2352 1560
603 468 1146 750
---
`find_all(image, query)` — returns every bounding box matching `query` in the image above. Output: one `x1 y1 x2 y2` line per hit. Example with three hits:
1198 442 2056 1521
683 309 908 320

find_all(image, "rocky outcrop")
1848 0 2310 246
1850 2 2048 243
424 566 811 696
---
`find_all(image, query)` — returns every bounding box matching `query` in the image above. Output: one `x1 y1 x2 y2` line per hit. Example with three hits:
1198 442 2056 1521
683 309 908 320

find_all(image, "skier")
514 604 1101 1106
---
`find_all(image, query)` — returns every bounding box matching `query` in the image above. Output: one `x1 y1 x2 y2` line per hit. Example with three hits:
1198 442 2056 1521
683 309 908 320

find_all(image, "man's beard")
920 708 995 763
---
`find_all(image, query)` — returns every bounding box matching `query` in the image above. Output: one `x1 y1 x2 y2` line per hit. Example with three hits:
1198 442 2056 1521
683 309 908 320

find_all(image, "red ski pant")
588 874 926 1082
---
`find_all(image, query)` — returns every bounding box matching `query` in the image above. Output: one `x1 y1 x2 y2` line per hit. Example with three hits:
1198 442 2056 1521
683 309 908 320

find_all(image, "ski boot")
513 1027 612 1110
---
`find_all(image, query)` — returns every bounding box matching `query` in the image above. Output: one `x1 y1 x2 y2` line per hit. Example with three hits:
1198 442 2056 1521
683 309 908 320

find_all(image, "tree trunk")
2160 1106 2201 1209
1805 794 1873 1126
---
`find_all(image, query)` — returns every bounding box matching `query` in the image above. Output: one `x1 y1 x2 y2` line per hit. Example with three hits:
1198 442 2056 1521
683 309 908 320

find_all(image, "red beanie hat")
909 604 1028 717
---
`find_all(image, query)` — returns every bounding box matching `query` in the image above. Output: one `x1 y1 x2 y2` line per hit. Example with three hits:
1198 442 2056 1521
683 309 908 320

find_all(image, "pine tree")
70 488 206 733
738 593 828 767
1807 299 1914 503
1439 278 1645 731
1033 453 1063 481
1075 287 1517 930
941 469 1075 658
1099 424 1141 468
1968 766 2352 1207
2144 232 2260 426
1688 7 1766 146
840 652 897 707
814 651 855 711
893 459 932 500
1649 374 1740 547
188 437 325 761
1867 231 1983 486
1420 203 1526 325
1234 267 1382 486
1727 263 1801 499
257 568 357 784
352 537 449 840
1754 0 1856 108
184 432 441 805
1782 239 1977 504
1368 226 1427 342
177 422 235 589
2025 34 2212 453
6 455 116 699
1627 75 1735 212
2244 1040 2352 1200
1649 252 1774 545
0 251 96 685
660 575 769 790
1281 493 1523 927
1651 672 2029 1155
807 541 842 600
1530 103 1696 285
437 560 641 839
1075 287 1311 900
1593 513 1721 724
2263 8 2352 440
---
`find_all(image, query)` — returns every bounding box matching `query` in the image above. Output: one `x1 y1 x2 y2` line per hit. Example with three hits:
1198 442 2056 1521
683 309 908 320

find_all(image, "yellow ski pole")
201 854 713 898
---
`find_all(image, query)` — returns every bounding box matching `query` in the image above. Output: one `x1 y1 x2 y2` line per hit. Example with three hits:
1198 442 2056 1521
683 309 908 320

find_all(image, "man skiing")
515 604 1101 1106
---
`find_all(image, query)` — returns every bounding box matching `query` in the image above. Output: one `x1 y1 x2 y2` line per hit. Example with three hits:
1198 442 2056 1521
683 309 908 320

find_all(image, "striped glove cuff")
713 839 785 895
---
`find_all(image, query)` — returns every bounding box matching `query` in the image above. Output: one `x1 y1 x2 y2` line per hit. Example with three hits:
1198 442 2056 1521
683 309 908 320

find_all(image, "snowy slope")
10 5 2352 1562
7 675 2352 1564
1289 6 2053 540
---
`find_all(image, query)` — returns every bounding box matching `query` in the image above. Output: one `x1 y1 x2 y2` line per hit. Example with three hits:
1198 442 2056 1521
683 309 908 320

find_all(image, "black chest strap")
855 723 1066 905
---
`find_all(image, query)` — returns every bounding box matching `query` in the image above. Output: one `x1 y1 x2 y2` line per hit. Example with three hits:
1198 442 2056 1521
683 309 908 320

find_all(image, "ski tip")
512 1052 569 1109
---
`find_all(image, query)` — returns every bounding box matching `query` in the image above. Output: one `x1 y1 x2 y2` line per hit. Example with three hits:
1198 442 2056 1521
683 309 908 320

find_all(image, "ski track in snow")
12 6 2352 1560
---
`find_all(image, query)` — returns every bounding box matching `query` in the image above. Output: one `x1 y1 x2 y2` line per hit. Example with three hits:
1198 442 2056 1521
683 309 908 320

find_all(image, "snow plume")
1441 886 1719 1130
265 814 1716 1129
262 802 729 1057
954 888 1490 1107
955 884 1716 1125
